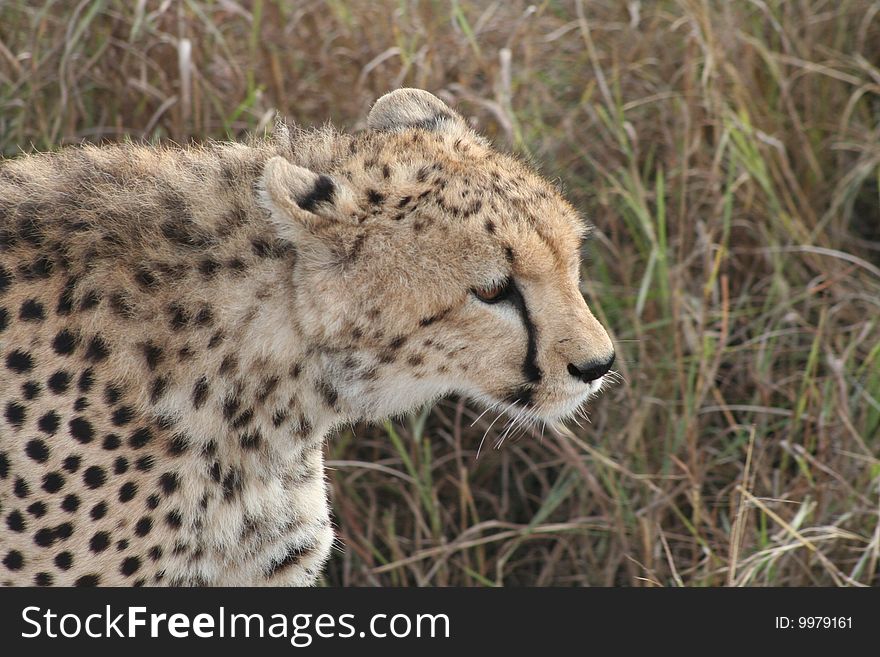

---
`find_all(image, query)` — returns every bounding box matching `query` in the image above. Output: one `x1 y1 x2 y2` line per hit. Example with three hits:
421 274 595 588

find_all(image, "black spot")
318 381 338 408
420 308 450 327
73 396 89 412
103 383 122 405
47 370 71 394
222 470 241 500
146 494 160 510
219 354 237 376
0 264 10 294
264 542 312 577
231 408 254 430
90 532 110 553
62 455 81 473
13 477 29 498
22 381 41 400
119 481 137 502
21 255 53 280
109 292 134 318
191 376 209 409
23 438 49 464
152 473 179 499
83 465 106 489
34 572 54 586
148 546 162 562
168 434 188 455
42 472 64 493
257 376 280 402
136 267 157 290
129 427 152 449
78 368 95 392
251 237 290 258
34 528 56 547
135 517 153 537
6 510 26 532
150 376 169 403
136 455 154 472
161 218 208 250
75 574 100 586
167 303 189 330
112 406 134 426
61 494 80 513
19 298 45 321
85 335 110 361
485 220 496 233
199 258 221 278
367 188 385 205
102 433 121 450
3 550 24 571
56 277 76 315
193 306 213 327
5 401 26 427
166 510 183 529
90 502 107 520
272 409 288 428
227 257 246 272
37 411 60 435
239 431 261 450
141 342 163 370
0 307 7 332
17 215 43 246
297 174 335 212
389 335 407 350
79 289 101 311
120 556 141 577
6 349 34 374
69 417 94 443
114 457 129 474
207 331 223 349
222 394 241 420
27 501 47 517
55 552 73 570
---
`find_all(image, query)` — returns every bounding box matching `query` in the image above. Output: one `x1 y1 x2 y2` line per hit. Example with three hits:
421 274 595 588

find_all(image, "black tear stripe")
507 280 542 388
297 175 335 213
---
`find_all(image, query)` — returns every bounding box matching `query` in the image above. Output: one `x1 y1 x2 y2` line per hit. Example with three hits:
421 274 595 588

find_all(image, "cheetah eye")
472 279 510 304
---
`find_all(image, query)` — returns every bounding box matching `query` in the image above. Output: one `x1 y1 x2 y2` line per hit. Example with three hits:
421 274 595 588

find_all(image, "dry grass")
2 0 879 586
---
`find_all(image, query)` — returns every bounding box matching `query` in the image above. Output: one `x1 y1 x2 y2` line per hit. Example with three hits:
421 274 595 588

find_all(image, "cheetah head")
259 89 615 428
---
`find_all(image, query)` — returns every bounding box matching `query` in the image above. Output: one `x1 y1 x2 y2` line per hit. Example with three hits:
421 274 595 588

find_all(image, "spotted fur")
0 89 613 586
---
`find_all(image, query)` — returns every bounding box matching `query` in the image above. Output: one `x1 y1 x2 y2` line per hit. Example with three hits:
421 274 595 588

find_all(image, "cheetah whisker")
477 399 519 460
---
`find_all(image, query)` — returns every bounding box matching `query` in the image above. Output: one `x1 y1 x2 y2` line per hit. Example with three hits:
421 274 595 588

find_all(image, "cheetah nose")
567 353 615 383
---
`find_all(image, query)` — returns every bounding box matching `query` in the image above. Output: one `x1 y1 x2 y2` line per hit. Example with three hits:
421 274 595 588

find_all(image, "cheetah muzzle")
0 89 615 586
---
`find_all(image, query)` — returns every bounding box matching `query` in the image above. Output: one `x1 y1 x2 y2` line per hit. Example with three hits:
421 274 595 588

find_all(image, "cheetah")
0 89 615 586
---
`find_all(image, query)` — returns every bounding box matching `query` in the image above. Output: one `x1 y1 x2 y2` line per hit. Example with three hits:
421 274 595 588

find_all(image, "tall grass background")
1 0 879 586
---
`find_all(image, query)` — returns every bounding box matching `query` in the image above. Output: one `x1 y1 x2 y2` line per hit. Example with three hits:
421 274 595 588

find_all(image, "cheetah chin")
0 88 614 586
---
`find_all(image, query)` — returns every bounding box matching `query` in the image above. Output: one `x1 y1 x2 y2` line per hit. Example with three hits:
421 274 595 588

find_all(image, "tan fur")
0 89 613 586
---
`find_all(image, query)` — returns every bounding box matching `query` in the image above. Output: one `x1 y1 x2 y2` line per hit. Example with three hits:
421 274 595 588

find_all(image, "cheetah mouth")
481 374 613 427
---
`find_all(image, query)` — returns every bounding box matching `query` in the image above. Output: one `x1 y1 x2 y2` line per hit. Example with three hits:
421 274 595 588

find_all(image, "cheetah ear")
260 156 356 231
367 88 466 134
